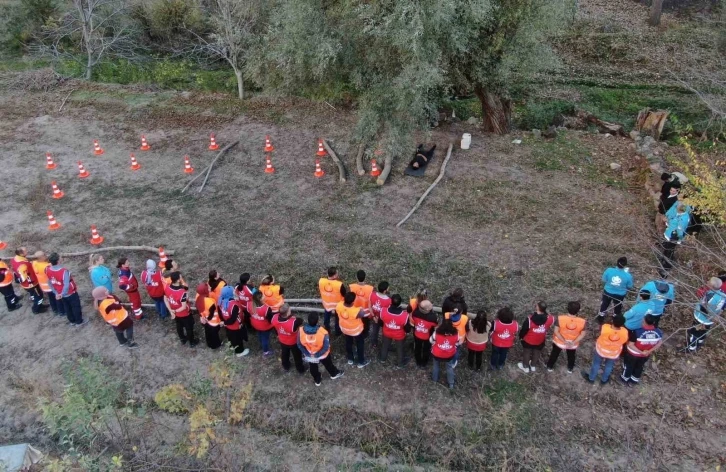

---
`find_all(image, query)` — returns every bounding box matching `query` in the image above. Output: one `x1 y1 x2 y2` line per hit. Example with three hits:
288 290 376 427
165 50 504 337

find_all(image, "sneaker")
347 360 355 366
126 342 139 349
358 360 371 369
76 319 89 326
600 378 610 385
530 366 537 373
315 381 322 387
567 369 573 374
180 338 188 345
190 341 198 348
517 362 530 373
547 367 554 372
8 304 23 311
451 360 458 369
236 348 250 357
263 351 273 357
331 371 344 380
581 371 595 384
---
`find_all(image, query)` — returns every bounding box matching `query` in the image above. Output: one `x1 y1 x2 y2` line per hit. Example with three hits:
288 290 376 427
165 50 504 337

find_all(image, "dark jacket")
519 312 549 339
441 296 468 316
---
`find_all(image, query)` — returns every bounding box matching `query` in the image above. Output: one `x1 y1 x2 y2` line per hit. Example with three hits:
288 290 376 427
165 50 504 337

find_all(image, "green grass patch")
484 378 526 406
528 132 590 171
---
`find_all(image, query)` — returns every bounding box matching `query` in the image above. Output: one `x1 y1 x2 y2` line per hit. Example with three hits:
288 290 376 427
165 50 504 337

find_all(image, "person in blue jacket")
639 279 674 327
88 254 113 293
659 203 691 275
623 291 655 331
685 277 725 353
598 257 634 323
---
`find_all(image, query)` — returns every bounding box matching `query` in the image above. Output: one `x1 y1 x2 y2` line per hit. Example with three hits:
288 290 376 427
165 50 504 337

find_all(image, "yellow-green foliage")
229 382 252 425
189 405 217 459
154 384 192 414
672 138 726 224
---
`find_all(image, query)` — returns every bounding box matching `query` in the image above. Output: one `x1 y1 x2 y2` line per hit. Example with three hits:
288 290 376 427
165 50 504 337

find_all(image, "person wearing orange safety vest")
259 274 284 310
164 271 197 347
92 286 138 348
336 292 371 368
196 283 221 349
297 312 344 386
379 294 411 367
207 270 226 304
0 260 22 312
11 247 47 314
32 251 62 316
430 318 459 390
583 315 628 384
271 303 305 373
444 309 469 344
546 301 587 373
319 267 346 336
349 270 374 317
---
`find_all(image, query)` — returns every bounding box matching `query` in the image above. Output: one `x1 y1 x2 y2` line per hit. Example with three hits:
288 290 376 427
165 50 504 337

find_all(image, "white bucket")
461 133 471 150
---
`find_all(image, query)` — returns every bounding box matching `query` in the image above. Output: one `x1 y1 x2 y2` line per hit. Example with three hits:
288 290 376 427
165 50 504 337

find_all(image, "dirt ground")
0 81 724 471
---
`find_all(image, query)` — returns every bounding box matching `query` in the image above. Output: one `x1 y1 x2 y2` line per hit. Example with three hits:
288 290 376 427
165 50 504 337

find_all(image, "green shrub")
514 99 575 130
133 0 205 42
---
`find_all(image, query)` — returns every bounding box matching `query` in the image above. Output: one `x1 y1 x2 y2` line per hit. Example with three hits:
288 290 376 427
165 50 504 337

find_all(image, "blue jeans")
152 296 168 319
432 356 455 387
588 351 616 382
323 310 342 335
258 329 272 353
490 345 509 369
62 292 83 324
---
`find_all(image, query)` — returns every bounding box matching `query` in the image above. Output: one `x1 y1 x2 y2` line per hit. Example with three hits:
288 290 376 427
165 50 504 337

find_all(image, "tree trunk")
649 0 663 26
85 48 93 80
233 67 244 100
474 86 511 135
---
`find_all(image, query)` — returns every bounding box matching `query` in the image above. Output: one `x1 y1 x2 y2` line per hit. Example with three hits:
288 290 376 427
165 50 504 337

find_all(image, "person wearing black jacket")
410 300 438 367
518 302 555 373
441 288 468 316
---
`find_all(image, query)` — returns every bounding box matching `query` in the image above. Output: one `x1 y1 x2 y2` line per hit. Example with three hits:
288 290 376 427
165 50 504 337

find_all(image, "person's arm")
552 325 566 344
293 318 303 331
224 305 238 325
60 270 71 298
429 331 436 344
356 308 366 319
403 313 412 333
207 304 216 321
340 284 346 297
573 325 587 345
316 334 330 359
519 318 529 339
626 341 643 355
279 286 285 295
602 270 608 284
164 296 174 318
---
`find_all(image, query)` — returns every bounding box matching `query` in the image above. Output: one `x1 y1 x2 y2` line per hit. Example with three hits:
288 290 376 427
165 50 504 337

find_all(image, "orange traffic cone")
47 211 60 230
89 225 104 245
209 134 219 151
51 181 64 199
140 136 151 151
0 241 7 250
158 247 168 267
314 159 325 178
77 161 90 178
370 159 381 177
264 135 275 153
45 152 57 170
184 155 194 174
130 153 141 171
316 139 327 157
264 155 275 174
93 140 104 156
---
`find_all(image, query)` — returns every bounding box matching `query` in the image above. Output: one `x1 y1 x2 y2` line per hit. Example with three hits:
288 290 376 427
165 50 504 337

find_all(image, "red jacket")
11 256 38 289
141 270 165 298
380 307 408 341
491 320 518 348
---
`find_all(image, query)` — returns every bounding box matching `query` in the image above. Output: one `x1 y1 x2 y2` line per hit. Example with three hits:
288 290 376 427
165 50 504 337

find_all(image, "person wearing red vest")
368 281 391 349
379 294 410 367
272 304 305 373
219 285 249 357
319 266 346 336
0 260 22 312
518 301 555 373
164 271 197 347
297 312 344 386
466 311 491 371
11 247 47 314
234 273 256 332
196 283 222 349
117 257 143 320
46 252 86 326
546 301 587 373
336 292 370 368
583 315 628 384
490 306 518 370
92 286 137 348
410 300 438 367
250 291 275 356
141 260 168 319
430 319 459 389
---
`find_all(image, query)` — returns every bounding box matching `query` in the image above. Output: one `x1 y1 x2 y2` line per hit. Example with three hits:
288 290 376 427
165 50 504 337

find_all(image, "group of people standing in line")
1 248 724 389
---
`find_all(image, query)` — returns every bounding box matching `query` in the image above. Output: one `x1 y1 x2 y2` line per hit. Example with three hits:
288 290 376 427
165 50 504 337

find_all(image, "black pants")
468 349 484 370
309 356 339 383
45 291 63 314
175 316 196 344
380 336 406 366
226 327 246 354
414 337 431 366
113 318 134 345
281 343 305 373
490 346 510 369
344 333 366 365
599 291 625 318
0 284 20 310
658 240 678 271
26 285 46 314
622 352 649 382
686 323 711 351
203 324 221 349
546 344 577 371
62 292 83 324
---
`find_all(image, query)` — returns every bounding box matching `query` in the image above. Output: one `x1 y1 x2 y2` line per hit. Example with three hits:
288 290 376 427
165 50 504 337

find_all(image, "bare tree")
188 0 262 99
35 0 134 80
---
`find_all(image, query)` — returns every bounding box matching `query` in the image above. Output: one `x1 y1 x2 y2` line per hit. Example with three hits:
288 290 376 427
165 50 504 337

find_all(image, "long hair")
436 319 458 336
89 254 103 268
472 311 488 333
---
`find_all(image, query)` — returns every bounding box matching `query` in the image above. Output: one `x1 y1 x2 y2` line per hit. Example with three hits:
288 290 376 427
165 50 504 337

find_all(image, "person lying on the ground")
409 144 436 169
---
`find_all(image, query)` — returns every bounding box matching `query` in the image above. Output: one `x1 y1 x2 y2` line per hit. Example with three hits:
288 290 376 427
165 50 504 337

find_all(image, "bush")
154 384 192 413
514 100 575 130
0 0 58 54
132 0 205 43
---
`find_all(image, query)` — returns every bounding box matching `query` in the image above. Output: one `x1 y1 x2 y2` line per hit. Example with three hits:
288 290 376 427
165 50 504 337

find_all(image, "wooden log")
322 139 347 183
199 141 239 193
635 109 669 141
396 143 454 227
376 153 394 186
355 143 366 176
1 246 174 261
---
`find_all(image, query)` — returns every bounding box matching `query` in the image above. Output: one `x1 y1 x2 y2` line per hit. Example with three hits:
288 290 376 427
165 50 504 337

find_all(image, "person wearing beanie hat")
92 286 137 348
598 257 634 323
410 300 438 367
141 259 168 320
639 278 675 326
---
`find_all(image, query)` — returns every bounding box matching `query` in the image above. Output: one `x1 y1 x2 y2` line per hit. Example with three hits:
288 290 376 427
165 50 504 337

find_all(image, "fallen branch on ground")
355 144 366 176
376 153 394 186
181 141 239 193
58 89 75 112
1 246 174 260
199 141 240 193
396 142 454 227
322 139 347 183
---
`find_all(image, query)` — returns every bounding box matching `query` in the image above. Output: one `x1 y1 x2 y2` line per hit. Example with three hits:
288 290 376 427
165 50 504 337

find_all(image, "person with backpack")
466 311 490 371
518 301 555 373
430 319 459 390
490 306 518 370
546 301 586 374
